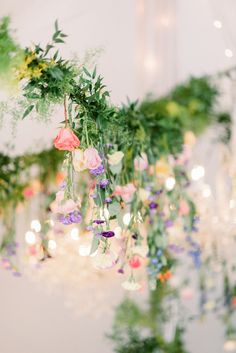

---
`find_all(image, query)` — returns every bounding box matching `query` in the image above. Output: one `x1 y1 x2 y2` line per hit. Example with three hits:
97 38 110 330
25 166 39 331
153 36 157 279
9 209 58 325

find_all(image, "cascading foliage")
0 17 232 291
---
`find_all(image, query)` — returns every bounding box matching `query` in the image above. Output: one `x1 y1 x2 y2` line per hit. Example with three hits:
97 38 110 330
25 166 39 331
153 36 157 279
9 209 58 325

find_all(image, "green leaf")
90 235 100 255
108 202 120 217
22 105 34 119
55 20 59 32
83 67 91 77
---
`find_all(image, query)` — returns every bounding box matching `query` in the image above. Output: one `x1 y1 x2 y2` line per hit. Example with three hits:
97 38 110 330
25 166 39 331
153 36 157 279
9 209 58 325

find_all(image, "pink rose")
134 153 148 171
53 128 80 151
178 200 190 216
84 147 102 170
115 183 136 202
50 191 78 214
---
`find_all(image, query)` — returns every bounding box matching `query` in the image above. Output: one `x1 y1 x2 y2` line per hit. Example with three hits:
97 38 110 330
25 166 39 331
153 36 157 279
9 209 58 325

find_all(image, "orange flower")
53 128 80 151
158 271 172 282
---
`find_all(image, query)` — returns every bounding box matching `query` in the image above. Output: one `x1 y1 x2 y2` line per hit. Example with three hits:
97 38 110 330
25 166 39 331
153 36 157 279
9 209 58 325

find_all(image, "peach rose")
84 147 102 170
53 128 80 151
134 153 148 171
114 183 136 202
178 200 190 216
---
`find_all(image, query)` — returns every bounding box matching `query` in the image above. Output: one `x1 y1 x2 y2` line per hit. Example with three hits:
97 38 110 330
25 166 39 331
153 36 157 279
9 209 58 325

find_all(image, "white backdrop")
1 1 236 352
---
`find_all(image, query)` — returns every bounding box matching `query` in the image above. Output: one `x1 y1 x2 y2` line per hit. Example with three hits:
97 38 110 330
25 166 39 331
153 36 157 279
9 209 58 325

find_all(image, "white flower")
93 251 117 269
73 149 86 172
121 280 141 291
138 188 150 202
108 151 124 166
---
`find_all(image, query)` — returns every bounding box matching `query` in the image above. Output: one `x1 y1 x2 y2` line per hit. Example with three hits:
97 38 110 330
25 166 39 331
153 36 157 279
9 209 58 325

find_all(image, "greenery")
109 284 189 353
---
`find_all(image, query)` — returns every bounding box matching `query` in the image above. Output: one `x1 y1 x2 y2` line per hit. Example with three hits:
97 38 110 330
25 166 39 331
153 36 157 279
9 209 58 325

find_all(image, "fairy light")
25 231 36 245
31 219 41 233
213 20 222 29
70 227 79 240
191 165 205 181
165 177 176 191
123 213 131 226
48 239 57 250
225 49 233 58
202 186 211 198
224 340 236 351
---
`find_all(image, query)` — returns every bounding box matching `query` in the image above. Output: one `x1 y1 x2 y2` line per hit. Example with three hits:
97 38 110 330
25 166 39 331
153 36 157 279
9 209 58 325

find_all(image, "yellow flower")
184 131 196 147
73 149 86 172
155 159 171 177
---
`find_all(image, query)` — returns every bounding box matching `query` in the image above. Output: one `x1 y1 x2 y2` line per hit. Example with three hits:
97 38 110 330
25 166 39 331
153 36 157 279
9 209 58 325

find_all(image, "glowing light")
229 200 235 209
25 231 36 245
165 177 176 191
144 53 157 73
49 219 54 227
224 340 236 351
203 186 211 198
225 49 233 58
31 219 41 233
213 20 222 29
123 213 131 226
48 239 57 250
78 245 90 257
70 227 79 240
191 165 205 181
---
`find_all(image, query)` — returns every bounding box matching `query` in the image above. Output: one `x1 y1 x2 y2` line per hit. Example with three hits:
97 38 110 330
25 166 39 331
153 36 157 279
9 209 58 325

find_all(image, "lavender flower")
99 179 109 189
104 197 112 204
90 164 105 176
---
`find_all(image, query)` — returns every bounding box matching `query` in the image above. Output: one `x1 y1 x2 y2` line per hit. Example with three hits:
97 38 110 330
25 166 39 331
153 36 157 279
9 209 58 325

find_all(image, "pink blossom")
114 183 136 202
134 153 148 171
178 200 190 216
84 147 102 170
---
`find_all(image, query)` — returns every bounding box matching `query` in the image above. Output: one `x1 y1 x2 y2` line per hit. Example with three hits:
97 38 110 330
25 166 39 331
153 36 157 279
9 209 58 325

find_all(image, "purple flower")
149 202 158 210
93 219 105 225
99 179 109 189
90 193 97 199
155 189 163 195
132 233 138 240
59 211 82 225
100 230 115 238
165 219 173 228
104 197 112 204
90 164 105 176
118 268 124 274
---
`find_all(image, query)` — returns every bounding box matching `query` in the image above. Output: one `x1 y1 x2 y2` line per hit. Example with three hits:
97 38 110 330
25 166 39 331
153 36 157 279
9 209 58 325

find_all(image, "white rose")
108 151 124 165
73 149 86 172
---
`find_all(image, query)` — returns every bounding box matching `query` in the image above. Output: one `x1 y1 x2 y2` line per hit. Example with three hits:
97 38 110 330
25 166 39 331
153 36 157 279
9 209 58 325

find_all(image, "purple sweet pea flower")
90 164 105 176
59 211 82 225
93 219 105 225
99 179 109 189
149 202 158 210
104 197 112 204
165 219 173 228
100 230 115 238
118 268 124 274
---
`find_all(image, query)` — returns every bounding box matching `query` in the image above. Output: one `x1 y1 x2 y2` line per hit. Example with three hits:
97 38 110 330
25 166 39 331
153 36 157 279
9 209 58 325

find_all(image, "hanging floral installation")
0 17 232 291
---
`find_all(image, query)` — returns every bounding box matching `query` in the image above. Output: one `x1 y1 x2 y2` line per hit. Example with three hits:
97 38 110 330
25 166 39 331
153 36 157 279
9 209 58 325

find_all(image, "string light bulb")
225 49 233 58
31 219 41 233
213 20 222 29
25 231 36 245
165 177 176 191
